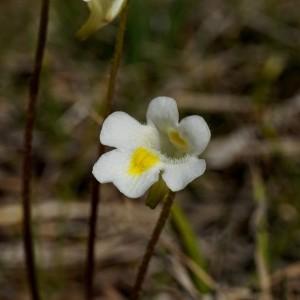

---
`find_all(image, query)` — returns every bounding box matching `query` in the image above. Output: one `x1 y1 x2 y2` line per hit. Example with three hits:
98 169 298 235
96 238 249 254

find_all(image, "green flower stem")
85 2 130 300
251 166 272 299
145 178 169 209
21 0 50 299
131 191 176 300
103 1 130 116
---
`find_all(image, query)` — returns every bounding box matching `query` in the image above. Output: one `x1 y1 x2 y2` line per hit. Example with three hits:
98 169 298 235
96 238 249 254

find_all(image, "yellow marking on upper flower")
128 147 160 176
168 129 188 151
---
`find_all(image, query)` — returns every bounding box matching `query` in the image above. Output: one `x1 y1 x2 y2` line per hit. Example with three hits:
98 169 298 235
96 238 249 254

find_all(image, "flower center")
128 147 160 176
167 129 188 152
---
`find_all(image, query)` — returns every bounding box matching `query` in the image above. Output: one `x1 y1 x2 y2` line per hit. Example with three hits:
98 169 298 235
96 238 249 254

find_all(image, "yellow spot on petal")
128 147 160 176
168 129 188 151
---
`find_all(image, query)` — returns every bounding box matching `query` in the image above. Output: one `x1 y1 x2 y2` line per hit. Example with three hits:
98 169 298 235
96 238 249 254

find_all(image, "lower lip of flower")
128 147 160 176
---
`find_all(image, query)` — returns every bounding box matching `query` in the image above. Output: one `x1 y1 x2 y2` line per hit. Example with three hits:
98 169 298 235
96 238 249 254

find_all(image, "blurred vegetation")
0 0 300 299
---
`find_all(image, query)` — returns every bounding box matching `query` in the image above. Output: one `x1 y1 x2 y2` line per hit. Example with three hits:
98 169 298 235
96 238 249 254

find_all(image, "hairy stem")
131 191 176 300
85 2 130 299
21 0 50 299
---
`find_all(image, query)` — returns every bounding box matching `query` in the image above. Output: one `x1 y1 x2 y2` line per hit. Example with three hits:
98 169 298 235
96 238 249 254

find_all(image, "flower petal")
146 97 179 131
179 116 211 155
92 149 127 183
162 157 206 191
100 111 159 150
77 0 125 40
77 0 106 40
93 149 161 198
107 0 126 20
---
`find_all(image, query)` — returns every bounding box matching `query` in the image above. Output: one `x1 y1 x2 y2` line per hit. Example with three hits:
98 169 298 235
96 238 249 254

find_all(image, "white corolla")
93 97 211 198
78 0 126 39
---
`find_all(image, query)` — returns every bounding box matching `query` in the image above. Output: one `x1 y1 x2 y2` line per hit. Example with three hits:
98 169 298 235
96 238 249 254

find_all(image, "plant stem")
85 2 130 299
131 191 176 300
104 1 130 115
85 159 102 300
21 0 50 299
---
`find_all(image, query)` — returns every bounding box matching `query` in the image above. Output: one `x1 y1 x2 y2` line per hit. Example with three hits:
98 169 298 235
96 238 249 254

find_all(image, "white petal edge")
146 97 179 131
162 157 206 192
92 149 127 183
100 111 159 151
93 149 161 198
107 0 126 20
179 115 211 155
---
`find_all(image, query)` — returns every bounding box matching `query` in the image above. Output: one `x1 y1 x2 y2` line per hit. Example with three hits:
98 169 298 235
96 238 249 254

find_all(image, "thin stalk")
85 2 130 299
85 152 103 300
103 1 130 115
21 0 50 299
131 191 176 300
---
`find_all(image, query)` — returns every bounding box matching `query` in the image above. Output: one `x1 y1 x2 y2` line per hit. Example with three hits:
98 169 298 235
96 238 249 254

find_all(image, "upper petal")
146 97 179 131
178 115 211 155
93 148 161 198
162 156 206 192
100 111 159 151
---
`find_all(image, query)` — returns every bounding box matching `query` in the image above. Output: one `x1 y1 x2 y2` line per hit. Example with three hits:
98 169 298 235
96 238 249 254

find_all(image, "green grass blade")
171 202 212 293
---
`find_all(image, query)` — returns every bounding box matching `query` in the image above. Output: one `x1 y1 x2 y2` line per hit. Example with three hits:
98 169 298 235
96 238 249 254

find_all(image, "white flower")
93 97 211 198
77 0 126 39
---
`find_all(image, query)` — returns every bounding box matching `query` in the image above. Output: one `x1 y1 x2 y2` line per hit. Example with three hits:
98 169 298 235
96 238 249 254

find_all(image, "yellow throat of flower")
168 129 188 152
128 147 160 176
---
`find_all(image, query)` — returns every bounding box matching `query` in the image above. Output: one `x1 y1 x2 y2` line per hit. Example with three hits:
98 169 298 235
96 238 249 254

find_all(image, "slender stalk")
104 1 130 115
21 0 50 299
131 191 176 300
85 153 103 300
85 2 130 299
